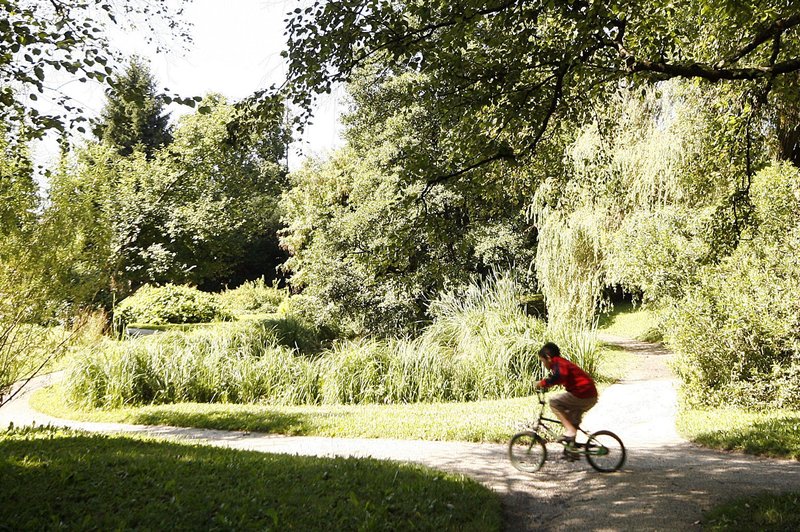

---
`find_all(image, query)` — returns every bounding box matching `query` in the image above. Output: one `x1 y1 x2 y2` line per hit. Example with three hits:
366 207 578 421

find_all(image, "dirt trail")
2 337 799 531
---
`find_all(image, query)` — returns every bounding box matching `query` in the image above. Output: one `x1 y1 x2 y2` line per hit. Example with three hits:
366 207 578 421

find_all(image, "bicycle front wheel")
585 430 626 472
508 431 547 473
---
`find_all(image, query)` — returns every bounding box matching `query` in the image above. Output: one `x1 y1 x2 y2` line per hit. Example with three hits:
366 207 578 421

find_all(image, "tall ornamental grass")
66 321 321 408
317 274 548 404
67 273 599 408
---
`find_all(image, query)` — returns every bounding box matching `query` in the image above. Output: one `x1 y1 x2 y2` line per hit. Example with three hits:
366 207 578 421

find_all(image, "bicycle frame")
530 391 602 456
529 393 563 441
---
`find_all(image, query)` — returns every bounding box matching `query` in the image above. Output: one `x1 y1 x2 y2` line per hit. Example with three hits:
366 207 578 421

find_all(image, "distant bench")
125 327 162 338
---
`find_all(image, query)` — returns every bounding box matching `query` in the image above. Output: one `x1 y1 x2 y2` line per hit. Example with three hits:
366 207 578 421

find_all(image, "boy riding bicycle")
534 342 598 446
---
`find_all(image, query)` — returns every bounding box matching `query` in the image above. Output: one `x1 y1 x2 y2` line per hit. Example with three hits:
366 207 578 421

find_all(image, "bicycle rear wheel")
585 430 626 472
508 431 547 473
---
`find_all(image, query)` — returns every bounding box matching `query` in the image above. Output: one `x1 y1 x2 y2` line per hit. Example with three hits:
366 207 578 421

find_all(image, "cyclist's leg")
549 392 593 439
572 395 598 434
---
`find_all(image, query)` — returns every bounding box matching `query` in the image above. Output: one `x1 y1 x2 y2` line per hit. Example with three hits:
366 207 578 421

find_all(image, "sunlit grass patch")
33 384 535 441
677 406 800 460
595 344 637 383
598 301 661 341
33 382 614 443
0 426 501 531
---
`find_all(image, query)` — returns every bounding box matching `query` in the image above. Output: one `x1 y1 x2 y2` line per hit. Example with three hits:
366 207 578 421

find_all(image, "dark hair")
538 342 561 358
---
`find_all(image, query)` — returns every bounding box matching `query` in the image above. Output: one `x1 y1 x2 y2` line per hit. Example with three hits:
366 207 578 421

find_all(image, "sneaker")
557 435 576 445
560 449 580 462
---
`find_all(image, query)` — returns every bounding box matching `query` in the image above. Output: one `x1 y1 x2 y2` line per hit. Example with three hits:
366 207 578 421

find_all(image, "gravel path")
2 336 799 531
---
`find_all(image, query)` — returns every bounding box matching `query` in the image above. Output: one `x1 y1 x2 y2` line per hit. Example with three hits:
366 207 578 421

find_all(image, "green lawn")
596 343 637 383
597 300 662 341
703 492 800 531
33 384 546 442
679 406 800 529
677 406 800 460
0 426 500 531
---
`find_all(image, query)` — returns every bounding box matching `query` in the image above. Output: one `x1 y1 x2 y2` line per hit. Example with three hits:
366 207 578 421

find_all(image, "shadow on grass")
704 491 800 531
0 427 501 531
129 407 315 435
690 416 800 460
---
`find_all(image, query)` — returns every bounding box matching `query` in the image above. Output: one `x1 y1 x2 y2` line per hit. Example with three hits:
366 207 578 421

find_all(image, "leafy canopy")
283 0 800 182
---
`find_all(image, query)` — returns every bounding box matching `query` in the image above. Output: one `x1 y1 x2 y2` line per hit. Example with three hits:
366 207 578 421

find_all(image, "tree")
0 0 193 139
0 124 37 236
155 93 289 289
0 122 65 405
44 94 290 305
282 1 800 185
281 72 538 334
94 56 172 158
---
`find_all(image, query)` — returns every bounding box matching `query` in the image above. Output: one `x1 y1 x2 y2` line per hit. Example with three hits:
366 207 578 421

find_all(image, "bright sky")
35 0 344 172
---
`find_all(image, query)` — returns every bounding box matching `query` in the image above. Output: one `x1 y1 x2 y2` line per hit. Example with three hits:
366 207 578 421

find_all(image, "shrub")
275 294 342 346
216 278 287 315
666 244 800 407
665 163 800 409
115 284 231 326
261 314 328 354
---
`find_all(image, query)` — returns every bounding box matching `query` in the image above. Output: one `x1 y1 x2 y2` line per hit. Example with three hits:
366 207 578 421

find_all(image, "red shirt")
539 356 597 398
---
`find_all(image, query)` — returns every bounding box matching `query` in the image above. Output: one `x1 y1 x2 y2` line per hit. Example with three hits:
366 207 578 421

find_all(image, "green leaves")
44 92 289 306
115 284 230 325
0 0 191 139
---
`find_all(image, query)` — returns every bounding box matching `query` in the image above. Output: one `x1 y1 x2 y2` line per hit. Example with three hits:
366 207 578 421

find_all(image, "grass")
681 407 800 528
591 302 648 383
33 384 547 442
0 426 501 531
677 406 800 460
597 300 661 341
704 492 800 531
34 381 615 441
595 344 637 383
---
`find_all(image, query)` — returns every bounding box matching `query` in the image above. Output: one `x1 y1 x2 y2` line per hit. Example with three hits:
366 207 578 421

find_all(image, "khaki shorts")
549 392 598 428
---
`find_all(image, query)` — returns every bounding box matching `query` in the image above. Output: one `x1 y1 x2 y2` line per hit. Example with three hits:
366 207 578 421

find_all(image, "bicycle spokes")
584 430 626 472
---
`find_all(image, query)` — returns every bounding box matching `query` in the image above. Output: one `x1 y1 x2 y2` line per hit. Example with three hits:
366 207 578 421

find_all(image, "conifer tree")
95 56 172 158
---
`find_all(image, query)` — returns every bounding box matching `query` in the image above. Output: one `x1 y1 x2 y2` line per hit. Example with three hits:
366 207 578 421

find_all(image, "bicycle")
508 390 626 473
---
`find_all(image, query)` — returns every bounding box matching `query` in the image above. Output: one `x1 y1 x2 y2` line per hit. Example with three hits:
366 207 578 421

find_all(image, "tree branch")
421 150 514 199
716 13 800 68
629 57 800 81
